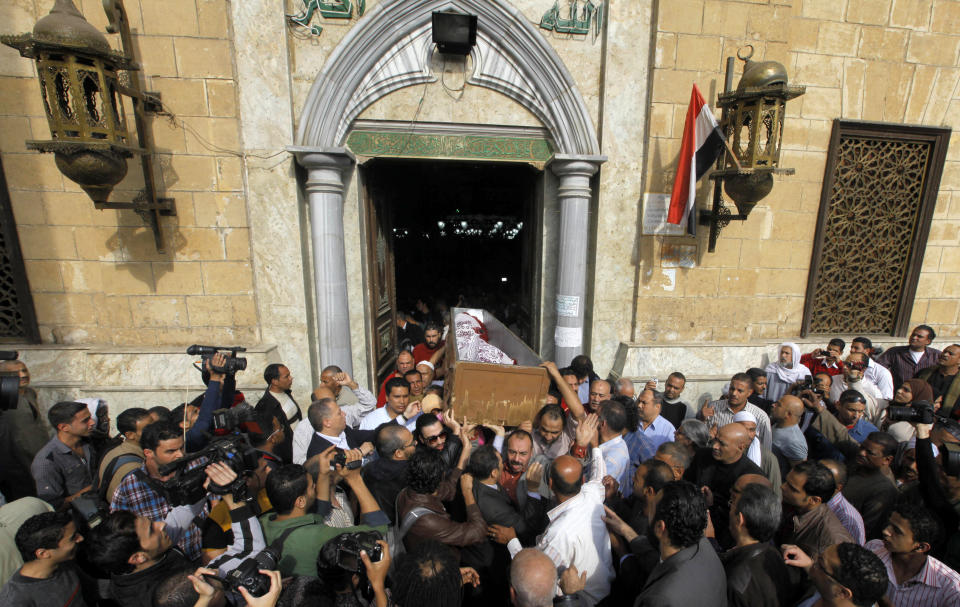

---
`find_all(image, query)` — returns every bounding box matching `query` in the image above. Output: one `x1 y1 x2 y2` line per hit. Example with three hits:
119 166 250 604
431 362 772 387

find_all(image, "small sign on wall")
642 193 687 236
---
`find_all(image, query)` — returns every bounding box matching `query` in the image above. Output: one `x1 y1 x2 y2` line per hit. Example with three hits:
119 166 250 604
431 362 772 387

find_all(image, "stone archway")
291 0 605 373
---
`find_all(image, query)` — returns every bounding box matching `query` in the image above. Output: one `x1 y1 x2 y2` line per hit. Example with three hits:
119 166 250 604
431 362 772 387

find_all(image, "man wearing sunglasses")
830 353 883 424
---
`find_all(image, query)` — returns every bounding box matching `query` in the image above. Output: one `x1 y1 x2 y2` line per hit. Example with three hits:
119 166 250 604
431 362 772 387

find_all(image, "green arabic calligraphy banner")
346 131 554 162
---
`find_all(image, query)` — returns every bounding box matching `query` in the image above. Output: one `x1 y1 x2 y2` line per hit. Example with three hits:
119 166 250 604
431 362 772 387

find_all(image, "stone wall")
634 0 960 350
0 0 258 348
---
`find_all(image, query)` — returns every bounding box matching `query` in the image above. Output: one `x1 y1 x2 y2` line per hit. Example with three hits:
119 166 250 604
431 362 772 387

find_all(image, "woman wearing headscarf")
884 378 935 443
763 342 811 402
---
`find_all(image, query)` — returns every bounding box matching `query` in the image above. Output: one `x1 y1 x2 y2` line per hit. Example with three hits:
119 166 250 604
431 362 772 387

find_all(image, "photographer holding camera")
259 446 389 577
0 355 49 502
110 421 214 560
914 410 960 571
180 350 242 453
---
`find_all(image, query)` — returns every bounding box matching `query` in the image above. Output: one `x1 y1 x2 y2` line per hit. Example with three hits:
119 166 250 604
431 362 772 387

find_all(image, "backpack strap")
99 453 144 500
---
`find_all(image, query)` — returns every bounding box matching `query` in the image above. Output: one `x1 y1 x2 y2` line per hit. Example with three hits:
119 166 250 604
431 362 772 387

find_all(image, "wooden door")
362 163 398 389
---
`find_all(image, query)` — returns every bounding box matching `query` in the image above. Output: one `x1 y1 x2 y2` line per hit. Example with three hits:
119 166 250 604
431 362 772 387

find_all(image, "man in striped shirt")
699 372 773 452
866 503 960 606
821 459 866 545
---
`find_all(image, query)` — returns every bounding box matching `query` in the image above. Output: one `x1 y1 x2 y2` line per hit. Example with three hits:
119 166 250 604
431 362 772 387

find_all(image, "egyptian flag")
668 84 725 235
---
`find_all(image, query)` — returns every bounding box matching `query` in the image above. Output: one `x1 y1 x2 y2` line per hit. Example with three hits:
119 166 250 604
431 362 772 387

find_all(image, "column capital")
289 146 356 196
288 146 357 170
547 154 606 178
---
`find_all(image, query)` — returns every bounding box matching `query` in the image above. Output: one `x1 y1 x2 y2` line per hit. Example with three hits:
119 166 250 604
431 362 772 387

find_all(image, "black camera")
319 530 383 574
331 448 363 471
157 435 260 505
218 547 280 597
886 400 936 425
186 345 247 374
790 377 825 397
210 403 259 434
941 442 960 478
69 494 107 533
0 350 20 412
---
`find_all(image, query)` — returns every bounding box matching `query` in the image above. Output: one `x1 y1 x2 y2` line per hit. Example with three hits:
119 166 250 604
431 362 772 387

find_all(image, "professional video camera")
210 402 259 435
157 435 259 505
186 344 247 374
887 399 936 425
0 350 21 411
208 547 280 597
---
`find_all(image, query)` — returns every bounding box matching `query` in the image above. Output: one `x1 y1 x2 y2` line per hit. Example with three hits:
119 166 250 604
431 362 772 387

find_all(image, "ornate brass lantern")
700 47 805 252
2 0 174 252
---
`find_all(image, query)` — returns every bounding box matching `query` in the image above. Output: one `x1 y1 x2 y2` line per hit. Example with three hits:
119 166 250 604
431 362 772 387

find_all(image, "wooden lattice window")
0 157 40 342
801 120 950 337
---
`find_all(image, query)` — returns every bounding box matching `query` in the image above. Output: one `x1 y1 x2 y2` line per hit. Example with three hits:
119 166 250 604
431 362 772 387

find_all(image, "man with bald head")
684 422 764 549
498 415 613 605
587 379 611 414
510 548 557 607
729 473 773 511
291 385 336 464
771 394 808 466
376 350 416 407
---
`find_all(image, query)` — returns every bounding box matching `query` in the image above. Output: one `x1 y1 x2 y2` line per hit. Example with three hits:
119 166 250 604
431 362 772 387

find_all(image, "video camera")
332 448 363 471
0 350 21 411
887 400 936 425
210 402 259 435
207 547 280 598
186 345 247 374
156 435 259 505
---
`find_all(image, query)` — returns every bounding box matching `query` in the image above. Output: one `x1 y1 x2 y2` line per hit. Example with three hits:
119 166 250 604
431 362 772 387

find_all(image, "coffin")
443 308 550 426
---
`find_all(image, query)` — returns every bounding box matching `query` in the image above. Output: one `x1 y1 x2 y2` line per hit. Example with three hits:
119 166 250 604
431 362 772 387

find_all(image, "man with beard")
531 362 586 460
361 424 417 523
830 353 883 424
684 423 764 549
413 322 444 367
499 430 550 505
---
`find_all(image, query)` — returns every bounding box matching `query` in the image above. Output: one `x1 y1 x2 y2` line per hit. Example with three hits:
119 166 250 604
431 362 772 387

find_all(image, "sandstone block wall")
0 0 258 347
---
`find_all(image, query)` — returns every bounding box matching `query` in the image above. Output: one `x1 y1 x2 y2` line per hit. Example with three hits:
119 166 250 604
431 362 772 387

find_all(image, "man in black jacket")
467 445 547 604
304 398 375 460
634 480 727 606
722 483 792 607
255 363 302 463
361 424 417 524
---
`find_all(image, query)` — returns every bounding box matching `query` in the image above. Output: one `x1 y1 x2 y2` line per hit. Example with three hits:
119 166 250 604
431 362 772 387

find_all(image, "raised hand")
602 475 619 501
526 460 544 488
575 413 599 447
602 505 638 542
488 524 517 544
518 420 533 434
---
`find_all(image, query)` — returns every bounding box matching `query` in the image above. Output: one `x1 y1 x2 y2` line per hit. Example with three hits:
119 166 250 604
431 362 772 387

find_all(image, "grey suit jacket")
634 537 728 607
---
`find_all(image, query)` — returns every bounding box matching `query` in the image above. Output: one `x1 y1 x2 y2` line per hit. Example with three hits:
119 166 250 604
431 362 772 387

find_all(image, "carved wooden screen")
0 157 40 342
801 121 950 337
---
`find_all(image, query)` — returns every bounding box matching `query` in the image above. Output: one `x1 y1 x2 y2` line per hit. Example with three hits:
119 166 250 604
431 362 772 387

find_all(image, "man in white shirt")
830 353 884 423
502 415 613 606
851 337 894 400
359 377 421 432
255 363 301 463
597 401 631 496
291 371 377 464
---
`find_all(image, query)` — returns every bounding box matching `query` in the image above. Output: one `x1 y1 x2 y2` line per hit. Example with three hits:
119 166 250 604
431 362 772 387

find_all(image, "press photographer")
179 348 246 453
913 410 960 570
0 351 49 501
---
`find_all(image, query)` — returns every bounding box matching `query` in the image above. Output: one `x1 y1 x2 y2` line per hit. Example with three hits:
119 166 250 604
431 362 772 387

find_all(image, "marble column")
290 147 356 376
548 154 606 367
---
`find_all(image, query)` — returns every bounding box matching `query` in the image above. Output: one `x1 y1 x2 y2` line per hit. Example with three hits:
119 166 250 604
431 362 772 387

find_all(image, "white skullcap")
417 360 435 370
732 410 757 424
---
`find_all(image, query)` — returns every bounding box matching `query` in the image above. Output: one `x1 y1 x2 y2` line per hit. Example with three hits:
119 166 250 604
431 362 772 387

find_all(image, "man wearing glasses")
830 353 884 424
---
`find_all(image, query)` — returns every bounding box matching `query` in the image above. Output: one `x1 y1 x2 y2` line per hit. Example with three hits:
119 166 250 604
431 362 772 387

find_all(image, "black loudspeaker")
431 12 477 55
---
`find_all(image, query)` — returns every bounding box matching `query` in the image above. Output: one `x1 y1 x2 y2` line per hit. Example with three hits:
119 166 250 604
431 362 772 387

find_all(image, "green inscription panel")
346 131 554 162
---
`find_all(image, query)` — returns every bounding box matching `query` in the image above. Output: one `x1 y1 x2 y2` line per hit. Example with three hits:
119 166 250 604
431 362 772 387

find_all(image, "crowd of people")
1 320 959 607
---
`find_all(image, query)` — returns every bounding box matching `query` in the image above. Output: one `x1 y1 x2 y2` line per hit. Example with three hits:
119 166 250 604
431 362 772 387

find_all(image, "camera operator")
110 421 212 561
259 447 390 577
0 358 49 501
791 378 852 461
30 401 96 510
178 353 238 453
914 414 960 570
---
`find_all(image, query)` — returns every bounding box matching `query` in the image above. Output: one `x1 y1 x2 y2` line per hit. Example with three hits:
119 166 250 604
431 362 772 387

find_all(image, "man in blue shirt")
834 390 878 444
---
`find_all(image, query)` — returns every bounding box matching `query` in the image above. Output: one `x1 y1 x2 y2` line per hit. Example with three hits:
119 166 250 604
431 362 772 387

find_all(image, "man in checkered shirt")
110 421 207 561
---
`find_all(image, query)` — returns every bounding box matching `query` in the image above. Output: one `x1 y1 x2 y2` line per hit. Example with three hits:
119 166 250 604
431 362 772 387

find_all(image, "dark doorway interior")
365 158 540 349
